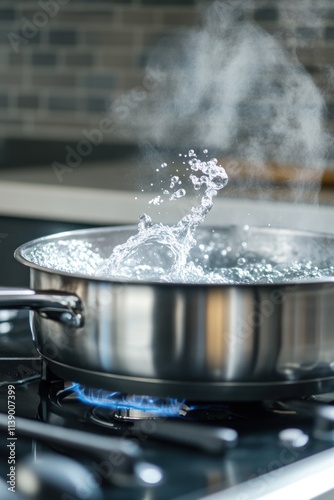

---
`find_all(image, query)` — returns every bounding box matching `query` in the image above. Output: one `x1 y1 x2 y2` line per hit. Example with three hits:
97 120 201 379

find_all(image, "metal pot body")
5 225 334 400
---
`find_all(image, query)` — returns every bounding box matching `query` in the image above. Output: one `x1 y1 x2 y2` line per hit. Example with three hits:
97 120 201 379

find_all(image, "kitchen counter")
0 160 334 233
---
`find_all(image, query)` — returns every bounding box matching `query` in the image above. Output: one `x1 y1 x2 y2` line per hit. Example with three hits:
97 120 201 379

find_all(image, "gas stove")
1 312 334 499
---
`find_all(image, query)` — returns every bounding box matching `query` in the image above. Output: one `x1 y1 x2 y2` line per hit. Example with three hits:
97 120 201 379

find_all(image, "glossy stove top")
0 313 334 499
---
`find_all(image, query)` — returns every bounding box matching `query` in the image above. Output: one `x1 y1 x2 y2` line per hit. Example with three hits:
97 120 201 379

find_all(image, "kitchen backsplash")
0 0 333 146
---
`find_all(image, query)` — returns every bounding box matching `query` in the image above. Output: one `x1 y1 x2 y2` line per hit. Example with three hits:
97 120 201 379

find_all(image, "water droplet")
161 163 168 168
170 176 179 189
244 225 250 231
169 189 186 200
149 195 164 206
203 149 208 154
237 258 246 266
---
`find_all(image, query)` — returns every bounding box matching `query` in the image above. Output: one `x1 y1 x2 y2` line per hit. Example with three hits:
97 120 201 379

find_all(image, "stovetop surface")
0 313 334 500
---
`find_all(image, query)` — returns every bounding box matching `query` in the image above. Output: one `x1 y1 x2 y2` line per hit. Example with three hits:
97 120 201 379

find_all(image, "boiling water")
26 151 334 284
95 151 229 282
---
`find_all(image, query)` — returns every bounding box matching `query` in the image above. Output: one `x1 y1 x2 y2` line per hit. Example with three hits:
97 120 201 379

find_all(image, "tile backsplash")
0 0 333 152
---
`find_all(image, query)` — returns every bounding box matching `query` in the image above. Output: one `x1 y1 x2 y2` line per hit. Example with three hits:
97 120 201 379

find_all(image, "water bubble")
237 258 246 266
170 176 179 189
203 149 208 154
161 163 168 168
169 189 186 200
244 225 250 231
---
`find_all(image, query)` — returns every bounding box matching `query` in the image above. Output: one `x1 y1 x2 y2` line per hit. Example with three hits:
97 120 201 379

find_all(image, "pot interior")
15 225 334 284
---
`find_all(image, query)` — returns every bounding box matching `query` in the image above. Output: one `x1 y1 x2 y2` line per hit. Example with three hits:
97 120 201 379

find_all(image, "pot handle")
0 288 84 327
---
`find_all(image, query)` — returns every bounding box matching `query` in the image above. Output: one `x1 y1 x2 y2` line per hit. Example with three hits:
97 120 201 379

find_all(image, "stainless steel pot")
2 224 334 401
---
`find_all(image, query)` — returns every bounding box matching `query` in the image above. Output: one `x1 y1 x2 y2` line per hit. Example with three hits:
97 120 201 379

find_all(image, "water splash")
96 151 228 282
25 149 334 284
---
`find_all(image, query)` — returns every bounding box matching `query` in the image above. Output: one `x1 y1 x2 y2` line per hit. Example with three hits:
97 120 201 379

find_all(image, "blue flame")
67 383 186 417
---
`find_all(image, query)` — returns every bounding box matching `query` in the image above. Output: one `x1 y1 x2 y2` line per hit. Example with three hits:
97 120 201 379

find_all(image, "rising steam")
114 0 331 203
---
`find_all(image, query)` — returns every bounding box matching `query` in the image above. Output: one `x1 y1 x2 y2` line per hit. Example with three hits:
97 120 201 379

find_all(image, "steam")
114 0 331 203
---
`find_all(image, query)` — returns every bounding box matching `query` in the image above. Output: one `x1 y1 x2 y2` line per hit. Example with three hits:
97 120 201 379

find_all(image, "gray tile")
324 9 334 19
254 8 278 22
0 9 16 21
2 29 41 47
17 94 39 109
48 96 77 111
325 27 334 40
0 94 8 108
56 10 114 23
32 73 77 87
327 103 334 121
83 74 115 90
49 30 77 45
64 53 94 67
8 51 25 65
84 97 108 112
296 27 319 41
83 31 135 46
32 52 57 65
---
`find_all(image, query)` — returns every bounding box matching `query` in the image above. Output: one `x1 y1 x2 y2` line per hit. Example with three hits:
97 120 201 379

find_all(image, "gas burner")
113 399 190 421
65 383 189 420
51 382 276 426
89 400 190 426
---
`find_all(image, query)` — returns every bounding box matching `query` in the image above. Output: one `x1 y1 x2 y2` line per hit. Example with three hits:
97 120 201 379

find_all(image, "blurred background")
0 0 334 285
0 1 333 173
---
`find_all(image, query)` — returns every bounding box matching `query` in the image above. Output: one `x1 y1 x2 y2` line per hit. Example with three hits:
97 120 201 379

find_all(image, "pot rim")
14 224 334 288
